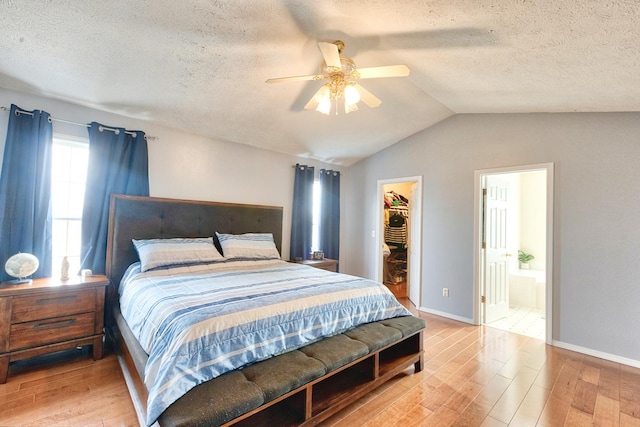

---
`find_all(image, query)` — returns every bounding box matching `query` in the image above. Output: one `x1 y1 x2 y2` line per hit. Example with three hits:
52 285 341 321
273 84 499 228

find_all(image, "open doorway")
376 177 422 306
474 164 554 344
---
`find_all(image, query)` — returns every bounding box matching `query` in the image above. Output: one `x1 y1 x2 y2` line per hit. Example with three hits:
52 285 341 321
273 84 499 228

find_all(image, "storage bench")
158 315 426 426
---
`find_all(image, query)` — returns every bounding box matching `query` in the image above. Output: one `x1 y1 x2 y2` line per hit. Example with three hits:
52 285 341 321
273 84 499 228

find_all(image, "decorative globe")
5 253 39 284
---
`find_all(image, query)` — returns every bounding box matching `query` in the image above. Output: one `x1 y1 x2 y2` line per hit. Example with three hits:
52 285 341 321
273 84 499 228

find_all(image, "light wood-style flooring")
1 303 639 426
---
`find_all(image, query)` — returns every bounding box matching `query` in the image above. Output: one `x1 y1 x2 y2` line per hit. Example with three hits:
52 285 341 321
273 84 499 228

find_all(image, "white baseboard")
416 308 640 369
552 340 640 369
418 307 475 325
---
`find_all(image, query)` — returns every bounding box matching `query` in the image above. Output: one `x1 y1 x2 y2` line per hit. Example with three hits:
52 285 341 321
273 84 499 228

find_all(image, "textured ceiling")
1 1 639 165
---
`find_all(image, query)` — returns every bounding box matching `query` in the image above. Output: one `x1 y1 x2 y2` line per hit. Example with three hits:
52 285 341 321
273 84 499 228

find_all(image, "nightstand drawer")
11 289 96 323
9 312 96 351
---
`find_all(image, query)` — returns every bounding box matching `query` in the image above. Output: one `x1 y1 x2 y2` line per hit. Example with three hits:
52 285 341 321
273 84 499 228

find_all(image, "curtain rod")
291 164 342 173
0 106 157 141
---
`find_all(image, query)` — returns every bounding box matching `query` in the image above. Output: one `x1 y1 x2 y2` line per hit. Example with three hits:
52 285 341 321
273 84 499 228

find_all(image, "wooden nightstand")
0 275 108 383
290 258 339 272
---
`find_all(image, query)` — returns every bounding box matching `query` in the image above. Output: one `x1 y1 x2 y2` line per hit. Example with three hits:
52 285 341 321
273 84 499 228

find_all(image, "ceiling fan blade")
355 65 411 79
318 42 341 69
266 74 320 84
354 84 382 108
358 28 498 51
304 86 325 110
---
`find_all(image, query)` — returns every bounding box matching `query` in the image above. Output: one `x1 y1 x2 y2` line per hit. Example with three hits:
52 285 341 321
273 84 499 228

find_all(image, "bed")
106 194 426 426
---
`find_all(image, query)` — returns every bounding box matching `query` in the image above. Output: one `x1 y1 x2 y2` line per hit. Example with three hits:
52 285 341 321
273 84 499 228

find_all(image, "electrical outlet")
443 288 449 297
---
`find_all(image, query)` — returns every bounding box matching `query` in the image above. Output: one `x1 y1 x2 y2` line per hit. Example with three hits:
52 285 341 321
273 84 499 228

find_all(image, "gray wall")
344 112 640 363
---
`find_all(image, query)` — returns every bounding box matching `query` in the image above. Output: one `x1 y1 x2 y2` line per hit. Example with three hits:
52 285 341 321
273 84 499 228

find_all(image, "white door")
484 177 511 323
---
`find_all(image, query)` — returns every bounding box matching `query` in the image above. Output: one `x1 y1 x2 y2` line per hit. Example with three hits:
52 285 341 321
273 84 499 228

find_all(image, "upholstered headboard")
106 194 283 288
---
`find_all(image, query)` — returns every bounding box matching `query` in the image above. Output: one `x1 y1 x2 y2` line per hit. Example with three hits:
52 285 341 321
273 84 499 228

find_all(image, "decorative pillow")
132 237 224 272
215 232 281 260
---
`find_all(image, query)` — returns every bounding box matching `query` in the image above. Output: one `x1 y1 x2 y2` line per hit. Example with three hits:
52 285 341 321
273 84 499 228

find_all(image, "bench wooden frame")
227 330 423 426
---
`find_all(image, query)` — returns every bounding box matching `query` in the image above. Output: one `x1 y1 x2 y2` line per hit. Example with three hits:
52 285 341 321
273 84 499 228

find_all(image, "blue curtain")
0 104 53 281
80 122 149 274
290 164 315 261
319 169 340 264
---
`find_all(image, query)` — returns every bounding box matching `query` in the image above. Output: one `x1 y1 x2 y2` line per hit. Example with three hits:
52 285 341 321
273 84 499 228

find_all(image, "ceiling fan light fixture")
344 84 360 104
344 84 361 114
344 100 359 114
315 85 332 115
316 97 332 115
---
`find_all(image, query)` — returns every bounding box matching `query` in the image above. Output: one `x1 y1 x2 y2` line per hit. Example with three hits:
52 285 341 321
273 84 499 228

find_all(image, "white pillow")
133 237 224 272
215 232 280 260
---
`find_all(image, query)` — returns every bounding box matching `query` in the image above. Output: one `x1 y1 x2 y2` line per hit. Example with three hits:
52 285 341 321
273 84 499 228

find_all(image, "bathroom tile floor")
486 305 546 340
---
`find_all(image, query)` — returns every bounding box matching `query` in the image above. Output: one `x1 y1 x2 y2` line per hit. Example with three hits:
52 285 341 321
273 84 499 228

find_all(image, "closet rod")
1 106 157 140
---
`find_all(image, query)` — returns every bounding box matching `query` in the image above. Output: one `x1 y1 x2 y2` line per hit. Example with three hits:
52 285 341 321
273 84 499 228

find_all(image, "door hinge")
482 241 486 250
483 188 487 196
481 295 486 303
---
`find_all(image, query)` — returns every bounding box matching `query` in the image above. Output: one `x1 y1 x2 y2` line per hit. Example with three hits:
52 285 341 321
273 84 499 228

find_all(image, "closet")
382 186 411 298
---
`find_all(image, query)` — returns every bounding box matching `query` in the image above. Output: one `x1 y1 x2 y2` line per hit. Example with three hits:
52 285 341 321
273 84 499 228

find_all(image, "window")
311 180 321 251
51 136 89 277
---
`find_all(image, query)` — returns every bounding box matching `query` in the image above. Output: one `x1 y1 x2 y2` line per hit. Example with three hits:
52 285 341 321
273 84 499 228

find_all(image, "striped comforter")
119 259 412 426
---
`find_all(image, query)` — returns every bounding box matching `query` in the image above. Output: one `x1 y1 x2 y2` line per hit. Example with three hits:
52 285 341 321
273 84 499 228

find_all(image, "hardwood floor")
0 347 137 426
1 304 639 426
319 309 640 427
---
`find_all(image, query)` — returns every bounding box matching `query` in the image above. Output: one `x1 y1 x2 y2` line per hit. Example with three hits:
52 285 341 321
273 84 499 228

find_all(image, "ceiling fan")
266 40 410 115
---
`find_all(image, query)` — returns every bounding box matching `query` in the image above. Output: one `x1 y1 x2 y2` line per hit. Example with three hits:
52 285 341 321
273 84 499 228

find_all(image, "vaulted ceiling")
1 1 639 165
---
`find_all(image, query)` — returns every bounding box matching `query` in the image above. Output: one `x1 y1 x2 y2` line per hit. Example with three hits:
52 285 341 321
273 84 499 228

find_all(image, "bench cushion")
299 334 369 372
381 315 426 337
241 350 326 401
159 371 263 427
344 322 403 352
